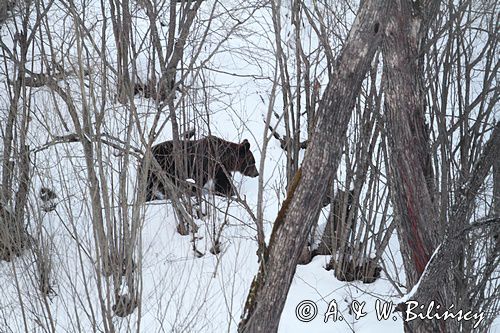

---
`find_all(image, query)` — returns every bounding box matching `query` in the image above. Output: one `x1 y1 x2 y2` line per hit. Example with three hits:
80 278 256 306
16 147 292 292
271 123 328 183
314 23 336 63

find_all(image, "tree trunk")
238 1 388 331
383 1 438 287
316 190 352 256
382 1 445 332
399 122 500 331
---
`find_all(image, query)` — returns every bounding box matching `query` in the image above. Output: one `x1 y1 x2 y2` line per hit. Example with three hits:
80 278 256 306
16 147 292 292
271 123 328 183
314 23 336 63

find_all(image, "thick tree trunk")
383 1 438 288
316 190 352 256
238 1 388 332
396 123 500 331
382 1 447 332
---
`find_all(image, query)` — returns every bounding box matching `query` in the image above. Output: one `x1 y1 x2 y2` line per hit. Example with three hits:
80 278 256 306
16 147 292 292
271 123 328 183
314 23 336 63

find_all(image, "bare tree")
1 0 497 332
0 0 39 263
238 0 388 331
240 0 499 332
383 0 499 332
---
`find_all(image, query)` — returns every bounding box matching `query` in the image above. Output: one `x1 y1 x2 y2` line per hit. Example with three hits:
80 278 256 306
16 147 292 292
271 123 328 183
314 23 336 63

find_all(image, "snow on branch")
397 215 499 307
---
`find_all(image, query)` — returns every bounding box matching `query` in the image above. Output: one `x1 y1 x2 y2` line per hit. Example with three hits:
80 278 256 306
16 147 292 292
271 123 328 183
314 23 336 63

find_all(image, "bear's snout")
245 167 259 178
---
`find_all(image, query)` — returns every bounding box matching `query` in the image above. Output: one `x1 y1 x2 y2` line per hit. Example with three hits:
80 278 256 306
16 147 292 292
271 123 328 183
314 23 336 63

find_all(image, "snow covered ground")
0 0 498 332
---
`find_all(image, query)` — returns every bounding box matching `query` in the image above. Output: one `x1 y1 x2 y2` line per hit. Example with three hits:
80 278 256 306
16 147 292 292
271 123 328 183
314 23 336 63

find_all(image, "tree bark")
238 1 388 331
382 1 458 332
383 0 438 288
402 124 499 302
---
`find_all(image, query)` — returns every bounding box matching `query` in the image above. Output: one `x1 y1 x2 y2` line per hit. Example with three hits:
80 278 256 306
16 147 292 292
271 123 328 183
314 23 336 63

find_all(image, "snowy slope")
1 0 497 332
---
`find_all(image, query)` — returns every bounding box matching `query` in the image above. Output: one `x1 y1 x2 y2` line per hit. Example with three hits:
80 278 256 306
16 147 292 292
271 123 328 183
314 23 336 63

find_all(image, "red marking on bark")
403 175 431 277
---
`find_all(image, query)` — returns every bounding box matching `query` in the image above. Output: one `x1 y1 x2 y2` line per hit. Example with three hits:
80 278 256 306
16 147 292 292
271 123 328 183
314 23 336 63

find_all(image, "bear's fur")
143 136 259 201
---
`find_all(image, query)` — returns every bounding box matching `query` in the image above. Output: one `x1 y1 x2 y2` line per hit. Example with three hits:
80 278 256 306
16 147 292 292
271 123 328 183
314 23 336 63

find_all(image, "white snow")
1 0 496 332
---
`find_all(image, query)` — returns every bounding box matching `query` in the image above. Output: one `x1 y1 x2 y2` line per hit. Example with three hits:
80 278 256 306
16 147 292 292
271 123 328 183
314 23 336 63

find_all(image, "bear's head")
237 139 259 177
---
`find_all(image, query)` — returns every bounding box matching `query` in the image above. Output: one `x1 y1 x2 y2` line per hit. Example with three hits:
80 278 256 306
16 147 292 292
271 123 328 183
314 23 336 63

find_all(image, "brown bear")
142 136 259 201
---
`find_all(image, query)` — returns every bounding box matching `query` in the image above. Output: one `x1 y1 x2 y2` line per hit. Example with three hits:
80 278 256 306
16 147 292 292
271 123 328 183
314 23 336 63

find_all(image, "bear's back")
150 135 243 170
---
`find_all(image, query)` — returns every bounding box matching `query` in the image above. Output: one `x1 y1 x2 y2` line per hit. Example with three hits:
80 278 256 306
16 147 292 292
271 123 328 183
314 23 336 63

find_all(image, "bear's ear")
239 139 250 153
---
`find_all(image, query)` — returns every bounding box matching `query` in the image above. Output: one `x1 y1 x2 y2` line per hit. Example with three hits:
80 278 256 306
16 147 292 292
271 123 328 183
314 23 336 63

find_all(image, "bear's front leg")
145 172 168 201
213 168 235 197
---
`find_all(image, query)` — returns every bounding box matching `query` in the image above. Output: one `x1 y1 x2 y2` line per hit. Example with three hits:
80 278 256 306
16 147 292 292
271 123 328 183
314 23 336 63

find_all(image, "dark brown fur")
143 136 258 201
